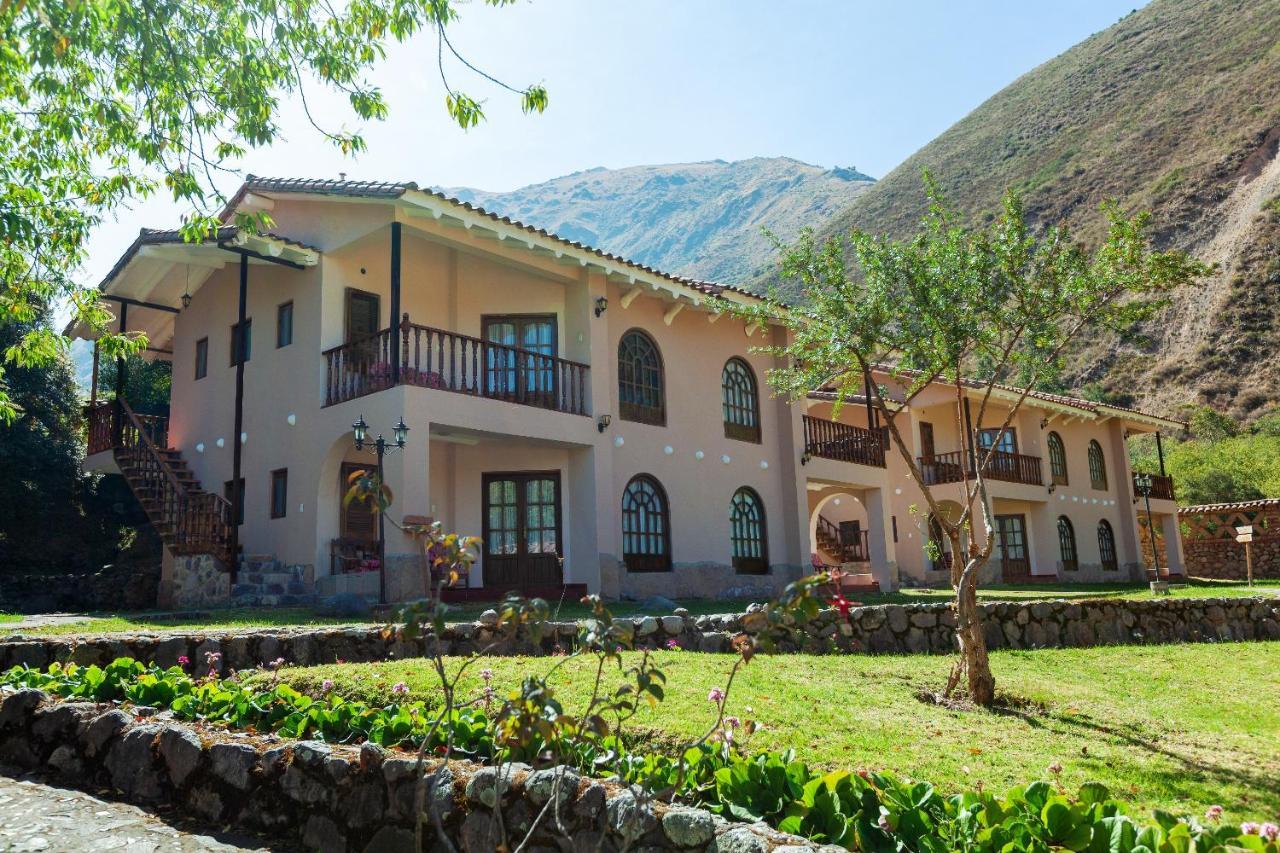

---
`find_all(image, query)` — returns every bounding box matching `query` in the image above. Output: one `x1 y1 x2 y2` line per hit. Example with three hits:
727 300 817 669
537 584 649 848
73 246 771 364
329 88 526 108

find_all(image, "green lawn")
13 578 1278 636
266 642 1280 822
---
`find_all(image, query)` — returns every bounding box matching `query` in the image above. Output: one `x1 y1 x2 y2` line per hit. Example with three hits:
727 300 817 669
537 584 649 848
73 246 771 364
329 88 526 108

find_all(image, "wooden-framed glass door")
995 513 1031 582
482 472 563 590
482 315 557 406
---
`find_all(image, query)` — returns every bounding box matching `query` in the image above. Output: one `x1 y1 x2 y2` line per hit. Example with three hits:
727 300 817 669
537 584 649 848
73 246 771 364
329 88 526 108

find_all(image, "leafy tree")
0 313 144 570
731 177 1208 706
0 0 548 423
97 355 172 417
1187 406 1238 442
1130 408 1280 505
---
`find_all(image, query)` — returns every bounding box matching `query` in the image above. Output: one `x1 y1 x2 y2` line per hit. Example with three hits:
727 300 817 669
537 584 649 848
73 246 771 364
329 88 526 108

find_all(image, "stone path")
0 774 275 851
2 614 92 632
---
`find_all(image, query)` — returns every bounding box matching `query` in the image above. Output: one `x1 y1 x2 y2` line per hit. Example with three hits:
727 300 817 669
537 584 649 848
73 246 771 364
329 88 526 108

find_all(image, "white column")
864 487 899 590
1160 513 1185 576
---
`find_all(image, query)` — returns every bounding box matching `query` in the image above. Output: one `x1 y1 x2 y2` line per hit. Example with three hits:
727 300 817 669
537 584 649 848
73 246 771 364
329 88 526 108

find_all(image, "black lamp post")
352 413 409 603
1134 472 1159 584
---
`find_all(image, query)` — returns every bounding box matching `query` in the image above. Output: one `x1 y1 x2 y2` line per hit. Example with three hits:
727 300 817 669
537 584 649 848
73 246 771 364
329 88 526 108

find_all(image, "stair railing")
116 400 232 565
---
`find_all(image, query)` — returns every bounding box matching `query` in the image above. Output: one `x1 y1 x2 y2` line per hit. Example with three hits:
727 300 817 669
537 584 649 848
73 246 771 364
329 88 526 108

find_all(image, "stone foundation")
1 596 1276 672
163 553 230 610
609 560 811 601
0 688 826 852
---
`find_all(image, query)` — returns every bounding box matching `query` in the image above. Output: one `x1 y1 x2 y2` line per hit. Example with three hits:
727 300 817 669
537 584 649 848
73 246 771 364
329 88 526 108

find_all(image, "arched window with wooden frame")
1088 439 1108 490
1047 431 1068 486
1057 515 1078 571
618 330 665 426
1097 520 1118 572
722 357 761 442
729 487 768 574
927 514 953 572
621 474 671 572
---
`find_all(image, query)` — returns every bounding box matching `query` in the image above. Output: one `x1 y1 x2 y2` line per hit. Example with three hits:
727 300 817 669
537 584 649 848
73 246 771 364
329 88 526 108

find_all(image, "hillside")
781 0 1280 421
444 157 873 285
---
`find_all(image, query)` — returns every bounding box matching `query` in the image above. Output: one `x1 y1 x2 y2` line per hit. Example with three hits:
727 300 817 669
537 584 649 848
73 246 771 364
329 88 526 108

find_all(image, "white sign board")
1235 524 1254 544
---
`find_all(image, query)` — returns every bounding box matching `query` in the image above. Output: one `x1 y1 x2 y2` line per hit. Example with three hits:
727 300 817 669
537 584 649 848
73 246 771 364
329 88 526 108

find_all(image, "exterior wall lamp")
594 296 609 317
597 414 612 433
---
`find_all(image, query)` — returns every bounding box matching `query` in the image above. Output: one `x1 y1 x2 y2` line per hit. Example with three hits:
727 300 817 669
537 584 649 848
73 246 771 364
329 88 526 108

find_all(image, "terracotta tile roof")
1179 498 1280 515
224 175 764 302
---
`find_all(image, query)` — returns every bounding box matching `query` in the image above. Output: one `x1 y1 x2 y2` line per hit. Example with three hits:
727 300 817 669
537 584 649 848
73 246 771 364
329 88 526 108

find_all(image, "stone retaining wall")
1183 536 1280 581
0 688 827 852
1 596 1277 673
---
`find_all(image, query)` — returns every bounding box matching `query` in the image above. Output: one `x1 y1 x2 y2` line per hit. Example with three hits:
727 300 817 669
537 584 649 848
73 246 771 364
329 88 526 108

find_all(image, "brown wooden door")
919 422 935 461
482 315 557 405
345 290 381 342
340 462 377 544
996 514 1031 582
482 472 563 590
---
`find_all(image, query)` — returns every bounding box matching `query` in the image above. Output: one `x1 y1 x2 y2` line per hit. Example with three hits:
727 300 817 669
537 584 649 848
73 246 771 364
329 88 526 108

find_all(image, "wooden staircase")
815 514 870 565
89 400 234 566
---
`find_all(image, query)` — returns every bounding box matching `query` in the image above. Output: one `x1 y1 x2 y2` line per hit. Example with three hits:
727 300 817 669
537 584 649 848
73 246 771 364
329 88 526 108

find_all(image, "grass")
12 579 1278 636
266 642 1280 822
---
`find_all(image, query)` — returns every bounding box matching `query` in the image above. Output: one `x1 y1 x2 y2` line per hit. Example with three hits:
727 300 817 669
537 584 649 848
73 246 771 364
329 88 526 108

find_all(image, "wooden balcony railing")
85 400 168 455
918 449 1044 487
324 315 590 416
1133 471 1176 501
801 415 886 468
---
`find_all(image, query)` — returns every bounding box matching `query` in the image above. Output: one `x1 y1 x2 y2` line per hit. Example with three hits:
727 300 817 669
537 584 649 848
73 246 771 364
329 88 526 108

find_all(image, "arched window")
621 475 671 572
729 487 768 574
1047 431 1068 486
1097 520 1118 572
618 330 665 426
722 357 761 442
1057 516 1078 571
1088 440 1108 490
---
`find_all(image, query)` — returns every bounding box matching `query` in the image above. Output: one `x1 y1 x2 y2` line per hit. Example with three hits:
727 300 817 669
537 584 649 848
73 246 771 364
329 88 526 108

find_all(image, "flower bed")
2 660 1275 852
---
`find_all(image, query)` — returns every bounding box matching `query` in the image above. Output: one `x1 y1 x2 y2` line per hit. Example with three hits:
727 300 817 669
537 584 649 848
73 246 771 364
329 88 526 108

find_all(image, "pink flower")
177 656 190 666
1241 823 1261 836
391 681 409 696
723 716 740 729
321 679 335 692
204 651 222 664
268 657 286 671
1260 824 1279 842
1205 805 1224 822
665 638 681 650
480 668 494 683
707 687 725 704
1047 762 1063 775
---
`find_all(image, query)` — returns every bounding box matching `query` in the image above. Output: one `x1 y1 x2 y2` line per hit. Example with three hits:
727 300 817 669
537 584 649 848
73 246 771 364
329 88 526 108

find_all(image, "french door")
482 315 557 406
482 472 563 590
995 513 1031 582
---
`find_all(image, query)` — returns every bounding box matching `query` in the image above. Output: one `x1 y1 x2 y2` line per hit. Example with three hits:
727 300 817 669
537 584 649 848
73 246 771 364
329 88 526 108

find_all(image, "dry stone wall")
0 597 1276 673
0 687 832 852
1183 536 1280 581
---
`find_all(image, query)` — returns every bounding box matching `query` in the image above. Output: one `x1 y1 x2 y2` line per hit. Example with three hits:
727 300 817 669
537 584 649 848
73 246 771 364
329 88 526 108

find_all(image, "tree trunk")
954 567 995 705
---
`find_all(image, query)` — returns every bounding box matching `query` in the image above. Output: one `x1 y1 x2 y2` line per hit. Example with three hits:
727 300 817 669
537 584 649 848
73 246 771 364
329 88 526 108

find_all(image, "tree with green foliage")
97 355 172 417
730 178 1208 706
1131 406 1280 505
0 0 548 423
0 312 145 570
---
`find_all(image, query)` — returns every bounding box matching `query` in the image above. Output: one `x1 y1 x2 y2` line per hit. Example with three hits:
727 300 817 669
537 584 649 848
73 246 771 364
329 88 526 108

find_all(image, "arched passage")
808 490 869 565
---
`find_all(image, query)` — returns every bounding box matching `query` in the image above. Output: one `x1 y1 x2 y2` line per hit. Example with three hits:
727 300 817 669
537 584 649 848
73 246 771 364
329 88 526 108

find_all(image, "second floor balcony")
918 449 1044 487
323 315 590 416
801 415 887 468
1132 471 1176 502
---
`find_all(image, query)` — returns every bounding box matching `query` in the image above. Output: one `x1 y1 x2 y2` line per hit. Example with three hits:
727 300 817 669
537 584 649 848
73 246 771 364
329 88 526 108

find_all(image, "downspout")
229 254 248 582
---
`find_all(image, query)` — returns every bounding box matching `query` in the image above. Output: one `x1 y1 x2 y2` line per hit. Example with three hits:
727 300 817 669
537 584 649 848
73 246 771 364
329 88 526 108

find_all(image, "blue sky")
84 0 1148 282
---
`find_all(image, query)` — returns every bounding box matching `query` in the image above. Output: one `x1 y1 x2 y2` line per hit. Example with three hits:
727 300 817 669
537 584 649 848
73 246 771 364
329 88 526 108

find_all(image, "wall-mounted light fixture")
800 452 812 466
594 296 609 318
596 414 612 433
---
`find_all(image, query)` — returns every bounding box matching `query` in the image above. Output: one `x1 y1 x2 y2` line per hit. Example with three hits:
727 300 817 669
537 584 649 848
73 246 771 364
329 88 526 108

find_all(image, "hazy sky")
83 0 1148 283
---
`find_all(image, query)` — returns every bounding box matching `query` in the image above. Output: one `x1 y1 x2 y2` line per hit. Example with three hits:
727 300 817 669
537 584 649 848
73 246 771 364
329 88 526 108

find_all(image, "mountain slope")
444 157 873 285
787 0 1280 420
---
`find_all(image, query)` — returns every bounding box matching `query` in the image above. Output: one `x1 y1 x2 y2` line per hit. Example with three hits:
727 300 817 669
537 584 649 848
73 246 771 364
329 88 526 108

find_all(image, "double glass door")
482 472 563 590
482 315 556 405
995 513 1031 582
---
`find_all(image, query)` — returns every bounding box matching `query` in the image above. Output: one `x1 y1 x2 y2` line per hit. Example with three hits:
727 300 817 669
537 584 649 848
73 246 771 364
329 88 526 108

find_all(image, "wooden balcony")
918 449 1044 487
323 315 590 416
1132 471 1176 501
801 415 886 468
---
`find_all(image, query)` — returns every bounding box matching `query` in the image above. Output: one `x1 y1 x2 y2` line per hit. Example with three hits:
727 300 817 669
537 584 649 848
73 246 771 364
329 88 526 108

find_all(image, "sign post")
1234 525 1254 587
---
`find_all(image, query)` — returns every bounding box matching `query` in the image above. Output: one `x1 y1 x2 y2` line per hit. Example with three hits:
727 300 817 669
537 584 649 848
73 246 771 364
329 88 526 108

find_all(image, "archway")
809 491 869 565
